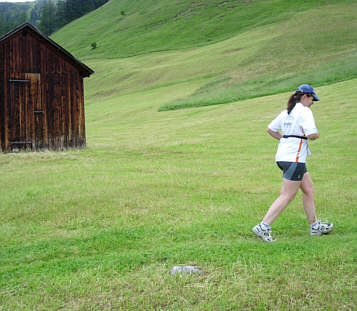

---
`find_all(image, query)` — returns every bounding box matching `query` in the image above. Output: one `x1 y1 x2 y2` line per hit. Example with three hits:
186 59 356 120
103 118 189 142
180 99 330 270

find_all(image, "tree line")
39 0 109 35
0 0 109 37
0 2 32 36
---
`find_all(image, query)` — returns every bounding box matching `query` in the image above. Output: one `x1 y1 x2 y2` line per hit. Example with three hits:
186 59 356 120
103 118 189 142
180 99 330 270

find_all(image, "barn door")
7 74 42 151
29 74 44 150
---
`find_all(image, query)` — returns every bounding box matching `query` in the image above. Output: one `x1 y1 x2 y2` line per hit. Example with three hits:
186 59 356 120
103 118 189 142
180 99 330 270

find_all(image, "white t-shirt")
268 103 318 163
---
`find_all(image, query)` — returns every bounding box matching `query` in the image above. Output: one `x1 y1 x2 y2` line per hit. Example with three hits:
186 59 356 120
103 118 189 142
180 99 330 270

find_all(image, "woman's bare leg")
300 172 317 224
263 178 301 225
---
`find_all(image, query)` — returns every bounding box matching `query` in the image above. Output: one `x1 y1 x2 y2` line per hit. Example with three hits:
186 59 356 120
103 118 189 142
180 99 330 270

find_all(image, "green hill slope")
52 0 351 59
52 0 357 110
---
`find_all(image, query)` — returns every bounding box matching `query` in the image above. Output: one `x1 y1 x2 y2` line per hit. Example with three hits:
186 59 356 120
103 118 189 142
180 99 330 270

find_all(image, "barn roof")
0 23 94 77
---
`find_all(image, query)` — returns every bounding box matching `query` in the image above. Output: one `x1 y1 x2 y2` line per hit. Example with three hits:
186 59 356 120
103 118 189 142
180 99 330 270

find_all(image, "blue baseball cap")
297 84 320 101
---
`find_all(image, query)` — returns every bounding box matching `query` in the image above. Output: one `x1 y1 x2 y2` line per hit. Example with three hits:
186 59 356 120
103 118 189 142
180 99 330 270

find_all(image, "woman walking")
253 84 333 242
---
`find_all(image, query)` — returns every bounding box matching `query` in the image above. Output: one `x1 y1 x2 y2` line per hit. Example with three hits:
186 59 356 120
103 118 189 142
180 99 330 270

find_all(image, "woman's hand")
307 132 320 140
267 128 282 140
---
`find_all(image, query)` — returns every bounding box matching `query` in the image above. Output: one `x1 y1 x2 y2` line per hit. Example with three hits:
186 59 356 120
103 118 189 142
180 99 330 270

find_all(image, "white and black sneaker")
310 220 333 236
252 222 276 242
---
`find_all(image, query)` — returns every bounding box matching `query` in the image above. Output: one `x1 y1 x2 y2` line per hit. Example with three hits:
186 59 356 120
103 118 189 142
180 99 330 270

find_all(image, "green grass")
52 0 357 111
52 0 354 60
1 0 357 309
0 79 356 310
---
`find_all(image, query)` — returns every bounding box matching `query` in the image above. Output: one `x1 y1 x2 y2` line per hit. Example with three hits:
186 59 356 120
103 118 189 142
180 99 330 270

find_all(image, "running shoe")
310 220 333 236
252 223 276 242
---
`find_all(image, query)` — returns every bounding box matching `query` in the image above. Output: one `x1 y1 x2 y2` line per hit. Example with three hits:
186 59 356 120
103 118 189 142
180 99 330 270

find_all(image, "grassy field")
1 0 357 309
0 78 356 310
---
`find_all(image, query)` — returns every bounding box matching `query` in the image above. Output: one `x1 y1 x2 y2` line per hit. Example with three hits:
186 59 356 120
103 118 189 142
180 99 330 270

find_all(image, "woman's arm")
267 128 282 140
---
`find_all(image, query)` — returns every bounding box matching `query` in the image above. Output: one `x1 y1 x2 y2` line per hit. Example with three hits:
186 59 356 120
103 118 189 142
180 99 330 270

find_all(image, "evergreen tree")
0 15 6 36
30 6 40 25
56 0 68 29
19 12 28 25
39 0 56 35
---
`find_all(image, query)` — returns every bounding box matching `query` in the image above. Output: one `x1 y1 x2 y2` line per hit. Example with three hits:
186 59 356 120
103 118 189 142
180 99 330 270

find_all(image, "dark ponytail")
287 91 304 114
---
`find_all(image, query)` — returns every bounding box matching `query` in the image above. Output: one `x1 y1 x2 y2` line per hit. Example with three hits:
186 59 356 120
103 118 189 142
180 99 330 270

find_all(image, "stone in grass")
170 265 202 275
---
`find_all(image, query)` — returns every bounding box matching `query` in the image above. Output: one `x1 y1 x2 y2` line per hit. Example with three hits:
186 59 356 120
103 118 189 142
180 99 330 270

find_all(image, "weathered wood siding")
0 27 86 152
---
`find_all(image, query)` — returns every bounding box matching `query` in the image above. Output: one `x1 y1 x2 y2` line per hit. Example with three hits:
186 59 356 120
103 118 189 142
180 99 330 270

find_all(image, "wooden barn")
0 23 94 152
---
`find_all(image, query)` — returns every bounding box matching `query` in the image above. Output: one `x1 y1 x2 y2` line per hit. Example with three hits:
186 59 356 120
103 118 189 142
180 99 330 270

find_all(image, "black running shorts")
276 161 307 181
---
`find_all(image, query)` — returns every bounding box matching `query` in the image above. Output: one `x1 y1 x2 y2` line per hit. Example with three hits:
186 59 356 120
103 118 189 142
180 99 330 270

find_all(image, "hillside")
52 0 353 59
52 0 357 110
